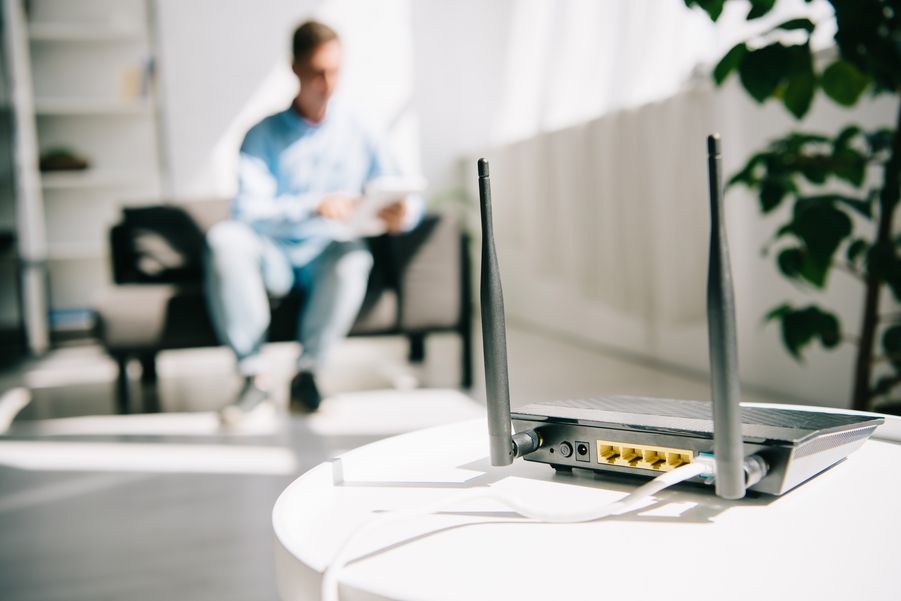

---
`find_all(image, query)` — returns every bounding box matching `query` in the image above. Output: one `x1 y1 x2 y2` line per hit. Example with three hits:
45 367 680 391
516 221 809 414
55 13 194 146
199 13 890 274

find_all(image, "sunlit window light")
0 440 299 475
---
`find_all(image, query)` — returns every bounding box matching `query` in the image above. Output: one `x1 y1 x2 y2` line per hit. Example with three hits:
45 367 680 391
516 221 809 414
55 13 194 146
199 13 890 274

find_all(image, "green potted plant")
684 0 899 411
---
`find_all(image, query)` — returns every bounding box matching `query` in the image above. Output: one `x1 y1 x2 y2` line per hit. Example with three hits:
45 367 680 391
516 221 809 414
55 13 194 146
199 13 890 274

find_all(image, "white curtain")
489 84 715 330
486 0 835 146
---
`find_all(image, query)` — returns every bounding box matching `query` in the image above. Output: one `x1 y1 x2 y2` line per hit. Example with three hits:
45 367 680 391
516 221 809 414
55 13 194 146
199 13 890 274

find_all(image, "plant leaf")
792 202 853 259
833 197 872 219
773 307 811 359
747 0 776 20
782 66 816 119
821 60 871 106
796 156 831 184
781 132 831 148
714 43 747 85
776 222 794 238
771 305 842 359
739 43 793 102
727 152 766 188
797 194 872 219
683 0 724 21
831 0 901 93
831 147 867 186
872 375 901 398
759 176 792 212
767 18 816 33
884 325 901 370
846 238 869 265
765 303 793 322
833 125 862 152
799 251 830 288
892 272 901 304
815 309 841 348
865 128 894 155
776 245 829 287
777 247 804 279
867 242 901 301
780 44 816 119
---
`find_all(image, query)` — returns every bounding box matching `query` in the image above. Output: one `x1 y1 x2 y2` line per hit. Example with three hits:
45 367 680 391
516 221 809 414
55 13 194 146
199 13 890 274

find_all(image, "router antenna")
706 134 746 499
478 158 516 466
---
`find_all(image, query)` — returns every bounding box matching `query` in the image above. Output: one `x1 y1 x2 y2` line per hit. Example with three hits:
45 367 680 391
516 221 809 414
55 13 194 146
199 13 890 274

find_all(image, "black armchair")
93 200 473 410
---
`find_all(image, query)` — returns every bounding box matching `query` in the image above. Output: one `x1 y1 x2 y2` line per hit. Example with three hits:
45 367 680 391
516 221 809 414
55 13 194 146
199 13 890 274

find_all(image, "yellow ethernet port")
618 446 641 467
599 444 618 464
595 440 693 472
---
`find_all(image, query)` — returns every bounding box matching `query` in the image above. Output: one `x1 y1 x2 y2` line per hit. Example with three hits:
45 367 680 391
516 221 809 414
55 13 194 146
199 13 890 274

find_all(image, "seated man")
205 20 421 423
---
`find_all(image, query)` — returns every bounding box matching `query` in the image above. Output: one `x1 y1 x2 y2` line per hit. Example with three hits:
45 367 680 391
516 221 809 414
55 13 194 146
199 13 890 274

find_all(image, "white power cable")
321 458 714 601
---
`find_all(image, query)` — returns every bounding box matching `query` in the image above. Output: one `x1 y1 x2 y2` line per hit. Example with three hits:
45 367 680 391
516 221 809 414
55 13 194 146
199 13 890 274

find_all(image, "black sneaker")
219 377 273 427
290 371 322 413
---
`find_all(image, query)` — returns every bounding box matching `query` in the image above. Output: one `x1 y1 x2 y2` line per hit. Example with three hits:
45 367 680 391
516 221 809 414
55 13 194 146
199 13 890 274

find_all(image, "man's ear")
291 61 302 77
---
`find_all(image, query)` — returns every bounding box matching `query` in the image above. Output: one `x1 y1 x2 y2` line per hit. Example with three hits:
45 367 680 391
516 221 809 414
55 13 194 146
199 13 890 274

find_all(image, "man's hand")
317 195 359 220
378 200 407 234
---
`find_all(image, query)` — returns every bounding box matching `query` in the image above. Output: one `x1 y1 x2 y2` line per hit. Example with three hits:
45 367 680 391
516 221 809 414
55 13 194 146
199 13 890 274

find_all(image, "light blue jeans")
204 221 373 375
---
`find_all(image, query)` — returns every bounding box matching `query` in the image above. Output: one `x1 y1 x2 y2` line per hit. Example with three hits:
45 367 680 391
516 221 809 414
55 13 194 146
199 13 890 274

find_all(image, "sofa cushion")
95 284 183 351
95 284 399 353
396 215 464 330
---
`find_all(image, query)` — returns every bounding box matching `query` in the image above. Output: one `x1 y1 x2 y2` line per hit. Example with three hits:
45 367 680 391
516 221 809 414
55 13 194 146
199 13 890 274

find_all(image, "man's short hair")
292 20 339 62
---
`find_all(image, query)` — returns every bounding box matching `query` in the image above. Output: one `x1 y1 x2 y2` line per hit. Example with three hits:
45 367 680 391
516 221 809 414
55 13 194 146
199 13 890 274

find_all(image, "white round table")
273 410 901 601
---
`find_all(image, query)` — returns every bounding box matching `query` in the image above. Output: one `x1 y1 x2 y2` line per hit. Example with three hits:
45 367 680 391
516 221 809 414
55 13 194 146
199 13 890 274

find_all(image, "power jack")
575 441 590 462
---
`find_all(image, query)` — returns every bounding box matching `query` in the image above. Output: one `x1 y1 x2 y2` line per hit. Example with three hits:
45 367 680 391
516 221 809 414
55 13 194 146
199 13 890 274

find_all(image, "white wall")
409 0 839 194
156 0 751 197
410 0 719 193
155 0 417 198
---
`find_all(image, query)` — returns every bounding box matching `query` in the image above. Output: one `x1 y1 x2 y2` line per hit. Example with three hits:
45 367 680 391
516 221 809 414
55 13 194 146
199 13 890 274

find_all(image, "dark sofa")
93 199 472 410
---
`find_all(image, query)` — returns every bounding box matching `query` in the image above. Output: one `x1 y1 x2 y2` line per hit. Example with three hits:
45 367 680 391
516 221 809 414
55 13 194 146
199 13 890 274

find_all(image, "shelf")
49 307 97 334
0 230 16 254
41 170 156 190
35 98 153 116
28 22 147 42
12 0 161 317
47 243 107 261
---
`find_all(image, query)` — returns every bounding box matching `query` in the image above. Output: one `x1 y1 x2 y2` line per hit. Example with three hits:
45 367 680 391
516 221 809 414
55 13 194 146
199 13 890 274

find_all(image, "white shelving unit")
28 22 147 42
7 0 166 334
34 98 154 115
0 8 23 353
40 169 155 190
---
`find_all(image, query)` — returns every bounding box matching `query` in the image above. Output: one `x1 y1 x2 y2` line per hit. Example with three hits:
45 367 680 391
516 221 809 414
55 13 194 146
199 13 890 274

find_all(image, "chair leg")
460 322 473 390
139 352 161 413
459 230 474 390
408 333 426 363
115 355 131 414
140 353 158 384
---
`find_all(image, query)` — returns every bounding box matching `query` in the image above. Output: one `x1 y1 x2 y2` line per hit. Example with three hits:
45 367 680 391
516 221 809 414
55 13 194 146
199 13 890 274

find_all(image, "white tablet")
334 176 427 239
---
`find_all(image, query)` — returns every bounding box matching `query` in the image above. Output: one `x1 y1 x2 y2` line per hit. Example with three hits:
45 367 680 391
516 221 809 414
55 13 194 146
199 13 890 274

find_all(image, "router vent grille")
741 408 869 430
542 397 876 429
550 397 711 419
793 426 876 459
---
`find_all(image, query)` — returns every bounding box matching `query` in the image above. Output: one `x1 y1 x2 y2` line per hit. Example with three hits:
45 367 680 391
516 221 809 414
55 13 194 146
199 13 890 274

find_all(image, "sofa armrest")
392 213 467 331
107 204 211 285
110 223 139 284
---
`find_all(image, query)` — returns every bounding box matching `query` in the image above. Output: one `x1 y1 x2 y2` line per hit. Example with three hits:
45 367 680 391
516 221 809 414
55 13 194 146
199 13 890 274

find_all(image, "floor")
0 322 779 601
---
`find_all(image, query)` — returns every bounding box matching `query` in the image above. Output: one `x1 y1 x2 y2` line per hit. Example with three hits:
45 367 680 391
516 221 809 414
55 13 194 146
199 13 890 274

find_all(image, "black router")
478 134 883 498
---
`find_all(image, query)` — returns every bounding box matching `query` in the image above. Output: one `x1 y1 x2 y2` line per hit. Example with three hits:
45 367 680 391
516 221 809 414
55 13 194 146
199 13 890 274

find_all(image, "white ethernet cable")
321 457 716 601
